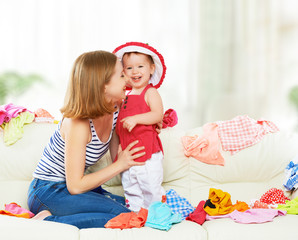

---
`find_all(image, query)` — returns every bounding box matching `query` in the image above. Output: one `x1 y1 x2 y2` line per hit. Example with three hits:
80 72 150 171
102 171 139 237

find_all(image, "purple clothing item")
206 209 286 224
0 103 29 125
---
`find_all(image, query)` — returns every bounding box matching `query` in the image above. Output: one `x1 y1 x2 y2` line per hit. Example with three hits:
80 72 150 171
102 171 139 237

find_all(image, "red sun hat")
113 42 166 89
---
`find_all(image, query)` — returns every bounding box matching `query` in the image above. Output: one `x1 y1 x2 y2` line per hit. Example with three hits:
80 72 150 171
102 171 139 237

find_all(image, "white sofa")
1 122 298 240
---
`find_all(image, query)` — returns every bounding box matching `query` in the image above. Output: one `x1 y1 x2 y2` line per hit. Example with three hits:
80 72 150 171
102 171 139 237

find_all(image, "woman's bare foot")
32 210 52 220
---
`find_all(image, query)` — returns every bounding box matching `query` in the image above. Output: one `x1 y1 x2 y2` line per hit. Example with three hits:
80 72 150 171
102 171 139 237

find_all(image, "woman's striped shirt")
33 111 118 181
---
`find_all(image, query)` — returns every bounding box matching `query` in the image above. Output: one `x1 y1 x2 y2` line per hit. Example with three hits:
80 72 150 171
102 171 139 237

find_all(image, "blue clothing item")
166 189 195 219
284 154 298 191
145 201 182 231
27 178 130 229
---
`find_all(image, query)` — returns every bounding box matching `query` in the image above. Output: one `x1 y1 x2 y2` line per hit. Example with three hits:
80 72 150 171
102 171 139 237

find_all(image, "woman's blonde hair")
60 50 117 119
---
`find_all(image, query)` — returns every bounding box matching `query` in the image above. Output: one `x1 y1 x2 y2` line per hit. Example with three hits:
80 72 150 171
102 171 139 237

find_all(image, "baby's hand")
121 116 138 132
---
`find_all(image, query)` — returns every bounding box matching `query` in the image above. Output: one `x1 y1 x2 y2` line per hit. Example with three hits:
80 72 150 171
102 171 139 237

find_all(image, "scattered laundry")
0 103 31 125
185 200 206 225
216 115 279 155
283 154 298 191
1 111 35 145
34 108 58 124
0 202 35 219
166 189 195 219
206 209 286 224
260 188 289 205
203 188 233 216
277 196 298 214
181 123 224 166
104 208 148 229
162 108 178 128
145 201 182 231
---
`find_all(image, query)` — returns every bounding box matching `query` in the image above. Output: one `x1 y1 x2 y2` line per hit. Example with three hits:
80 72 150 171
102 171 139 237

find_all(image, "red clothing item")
104 208 148 229
186 200 206 225
116 84 163 162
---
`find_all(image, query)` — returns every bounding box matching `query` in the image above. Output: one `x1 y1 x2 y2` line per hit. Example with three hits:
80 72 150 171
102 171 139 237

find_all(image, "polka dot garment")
260 188 289 205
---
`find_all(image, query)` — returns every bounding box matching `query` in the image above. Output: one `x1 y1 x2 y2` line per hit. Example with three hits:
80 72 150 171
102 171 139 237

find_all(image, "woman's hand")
116 140 146 170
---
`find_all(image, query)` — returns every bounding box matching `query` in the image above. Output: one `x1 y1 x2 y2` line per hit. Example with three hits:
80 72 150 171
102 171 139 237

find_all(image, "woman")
28 50 149 229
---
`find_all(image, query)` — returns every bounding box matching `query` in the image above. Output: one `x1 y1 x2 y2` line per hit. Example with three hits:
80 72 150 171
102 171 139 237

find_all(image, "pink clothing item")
216 115 279 155
162 109 178 128
181 123 225 166
0 103 30 125
206 209 286 224
0 202 35 218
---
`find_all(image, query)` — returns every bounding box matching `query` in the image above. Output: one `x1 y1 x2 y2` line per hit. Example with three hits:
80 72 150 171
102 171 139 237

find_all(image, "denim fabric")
27 178 130 229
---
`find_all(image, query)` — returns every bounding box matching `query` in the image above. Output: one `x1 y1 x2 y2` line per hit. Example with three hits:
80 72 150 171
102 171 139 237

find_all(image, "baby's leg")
121 167 144 212
138 152 165 209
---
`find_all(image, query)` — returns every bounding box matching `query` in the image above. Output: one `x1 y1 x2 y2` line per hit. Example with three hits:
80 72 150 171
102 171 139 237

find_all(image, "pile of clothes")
0 103 56 145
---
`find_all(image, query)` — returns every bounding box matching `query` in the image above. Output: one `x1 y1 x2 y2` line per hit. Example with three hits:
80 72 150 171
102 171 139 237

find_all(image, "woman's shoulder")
60 118 90 141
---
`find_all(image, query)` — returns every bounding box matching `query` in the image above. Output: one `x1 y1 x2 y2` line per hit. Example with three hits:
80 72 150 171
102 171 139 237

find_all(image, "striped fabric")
33 111 118 181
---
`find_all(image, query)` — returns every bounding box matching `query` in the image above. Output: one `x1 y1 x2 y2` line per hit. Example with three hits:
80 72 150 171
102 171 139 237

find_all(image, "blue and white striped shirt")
33 111 118 181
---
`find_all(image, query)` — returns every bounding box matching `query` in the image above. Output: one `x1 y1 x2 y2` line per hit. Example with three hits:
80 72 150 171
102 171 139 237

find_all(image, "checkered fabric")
166 189 195 219
216 115 279 155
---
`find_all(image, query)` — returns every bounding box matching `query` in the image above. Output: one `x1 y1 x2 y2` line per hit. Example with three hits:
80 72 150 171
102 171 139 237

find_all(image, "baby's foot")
32 210 52 220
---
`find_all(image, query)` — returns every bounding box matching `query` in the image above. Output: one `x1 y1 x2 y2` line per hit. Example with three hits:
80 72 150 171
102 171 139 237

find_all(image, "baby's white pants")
121 151 165 212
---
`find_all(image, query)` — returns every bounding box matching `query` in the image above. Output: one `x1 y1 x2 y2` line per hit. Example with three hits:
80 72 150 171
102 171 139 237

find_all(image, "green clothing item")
1 111 35 145
277 196 298 214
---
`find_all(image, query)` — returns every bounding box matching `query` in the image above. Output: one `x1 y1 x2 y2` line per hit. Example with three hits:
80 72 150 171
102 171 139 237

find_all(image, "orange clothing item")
0 202 35 219
104 208 148 229
232 201 250 212
181 123 224 166
204 188 233 216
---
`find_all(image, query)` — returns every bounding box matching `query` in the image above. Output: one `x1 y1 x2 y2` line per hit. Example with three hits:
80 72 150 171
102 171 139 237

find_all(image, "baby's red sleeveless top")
116 84 163 162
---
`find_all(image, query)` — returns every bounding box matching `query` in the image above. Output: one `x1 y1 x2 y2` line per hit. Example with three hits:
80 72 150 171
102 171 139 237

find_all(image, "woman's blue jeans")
27 178 130 229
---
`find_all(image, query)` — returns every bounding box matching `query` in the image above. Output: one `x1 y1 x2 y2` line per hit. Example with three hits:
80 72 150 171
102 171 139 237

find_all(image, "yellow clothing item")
204 188 234 216
1 111 35 145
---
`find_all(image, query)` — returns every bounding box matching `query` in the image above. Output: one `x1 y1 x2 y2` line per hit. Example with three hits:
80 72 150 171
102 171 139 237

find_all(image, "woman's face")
104 60 127 103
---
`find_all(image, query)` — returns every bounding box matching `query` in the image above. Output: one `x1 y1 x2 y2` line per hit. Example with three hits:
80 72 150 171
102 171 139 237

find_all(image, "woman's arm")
121 88 164 132
109 130 120 162
62 118 145 195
